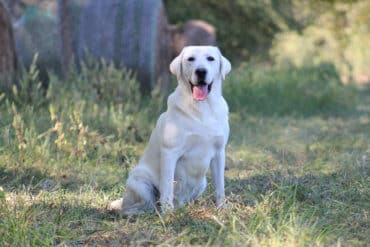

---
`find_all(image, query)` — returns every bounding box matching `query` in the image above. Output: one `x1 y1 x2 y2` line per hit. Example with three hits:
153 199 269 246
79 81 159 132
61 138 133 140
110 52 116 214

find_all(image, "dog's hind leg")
109 167 159 216
191 177 207 202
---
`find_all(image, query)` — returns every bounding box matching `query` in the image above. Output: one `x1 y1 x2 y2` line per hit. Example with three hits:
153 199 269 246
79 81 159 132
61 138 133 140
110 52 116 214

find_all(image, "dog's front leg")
159 149 177 213
211 149 226 207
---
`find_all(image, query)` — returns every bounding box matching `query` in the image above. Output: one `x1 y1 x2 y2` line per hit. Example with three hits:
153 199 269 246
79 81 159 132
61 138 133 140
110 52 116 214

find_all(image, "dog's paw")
107 198 124 213
216 202 228 210
215 197 228 209
160 202 174 215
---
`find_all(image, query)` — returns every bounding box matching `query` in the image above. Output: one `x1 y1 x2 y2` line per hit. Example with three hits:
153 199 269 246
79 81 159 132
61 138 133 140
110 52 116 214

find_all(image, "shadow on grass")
28 202 114 246
0 166 83 193
20 199 223 246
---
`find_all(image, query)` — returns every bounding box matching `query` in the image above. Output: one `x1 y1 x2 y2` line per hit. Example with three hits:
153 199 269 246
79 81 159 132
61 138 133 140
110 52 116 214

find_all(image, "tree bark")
0 1 18 91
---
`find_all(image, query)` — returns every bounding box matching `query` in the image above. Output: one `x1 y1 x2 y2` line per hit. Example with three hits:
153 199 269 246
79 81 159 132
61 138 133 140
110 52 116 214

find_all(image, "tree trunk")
59 0 74 78
0 1 18 91
63 0 171 94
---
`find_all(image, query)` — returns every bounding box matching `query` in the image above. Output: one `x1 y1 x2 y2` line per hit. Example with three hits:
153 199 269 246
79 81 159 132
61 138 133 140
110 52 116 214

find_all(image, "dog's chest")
177 127 224 177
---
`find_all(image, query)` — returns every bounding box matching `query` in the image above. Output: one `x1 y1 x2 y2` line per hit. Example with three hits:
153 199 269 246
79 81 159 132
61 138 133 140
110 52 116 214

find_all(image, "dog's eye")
207 56 215 61
187 57 195 62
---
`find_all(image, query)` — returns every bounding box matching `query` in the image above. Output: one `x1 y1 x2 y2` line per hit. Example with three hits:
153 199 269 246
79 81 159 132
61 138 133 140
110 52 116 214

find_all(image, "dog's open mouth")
189 81 212 101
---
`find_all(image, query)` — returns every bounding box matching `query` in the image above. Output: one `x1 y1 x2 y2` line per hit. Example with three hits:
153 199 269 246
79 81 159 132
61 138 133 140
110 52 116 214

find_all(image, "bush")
224 63 356 116
0 59 166 160
270 0 370 84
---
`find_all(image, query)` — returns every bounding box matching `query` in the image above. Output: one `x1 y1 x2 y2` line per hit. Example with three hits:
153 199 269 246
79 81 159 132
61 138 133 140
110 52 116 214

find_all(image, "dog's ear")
218 49 231 80
169 51 183 80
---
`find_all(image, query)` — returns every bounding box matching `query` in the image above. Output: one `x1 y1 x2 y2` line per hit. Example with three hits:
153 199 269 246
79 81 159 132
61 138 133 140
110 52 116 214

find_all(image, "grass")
0 62 369 246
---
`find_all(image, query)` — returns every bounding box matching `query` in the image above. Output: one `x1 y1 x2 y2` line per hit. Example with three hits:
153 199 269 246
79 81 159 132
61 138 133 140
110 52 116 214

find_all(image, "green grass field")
0 63 369 246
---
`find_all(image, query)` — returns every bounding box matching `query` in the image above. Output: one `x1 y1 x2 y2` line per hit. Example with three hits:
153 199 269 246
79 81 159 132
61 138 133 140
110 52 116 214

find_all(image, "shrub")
0 59 166 161
270 0 370 84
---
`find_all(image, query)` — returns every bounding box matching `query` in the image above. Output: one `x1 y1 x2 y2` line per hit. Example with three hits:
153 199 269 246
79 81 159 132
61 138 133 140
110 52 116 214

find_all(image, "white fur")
109 46 231 215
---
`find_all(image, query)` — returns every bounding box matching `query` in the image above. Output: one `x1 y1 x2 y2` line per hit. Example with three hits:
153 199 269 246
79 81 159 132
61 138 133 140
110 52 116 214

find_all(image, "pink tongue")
192 85 208 101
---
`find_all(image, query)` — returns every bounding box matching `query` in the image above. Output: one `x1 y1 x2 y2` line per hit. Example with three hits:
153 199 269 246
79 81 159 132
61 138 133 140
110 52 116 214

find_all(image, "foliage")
1 58 165 161
270 0 370 83
164 0 297 61
224 63 356 116
165 0 370 85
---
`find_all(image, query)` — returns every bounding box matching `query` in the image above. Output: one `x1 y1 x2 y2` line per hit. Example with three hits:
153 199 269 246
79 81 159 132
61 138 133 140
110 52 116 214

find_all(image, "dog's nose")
195 68 207 81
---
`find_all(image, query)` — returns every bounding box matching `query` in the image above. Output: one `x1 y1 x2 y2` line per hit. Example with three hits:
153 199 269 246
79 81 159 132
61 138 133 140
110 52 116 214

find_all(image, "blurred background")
166 0 370 84
1 0 369 91
0 0 369 135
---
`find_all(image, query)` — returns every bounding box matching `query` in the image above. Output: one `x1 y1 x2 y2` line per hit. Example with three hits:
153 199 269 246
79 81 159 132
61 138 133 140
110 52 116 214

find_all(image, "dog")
109 46 231 216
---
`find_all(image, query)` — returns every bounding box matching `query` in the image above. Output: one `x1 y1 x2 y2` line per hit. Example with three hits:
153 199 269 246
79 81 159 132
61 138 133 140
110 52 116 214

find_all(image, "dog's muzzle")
189 81 213 101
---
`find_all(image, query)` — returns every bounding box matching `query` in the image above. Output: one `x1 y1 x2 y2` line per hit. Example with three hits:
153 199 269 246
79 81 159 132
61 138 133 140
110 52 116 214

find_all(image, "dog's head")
170 46 231 101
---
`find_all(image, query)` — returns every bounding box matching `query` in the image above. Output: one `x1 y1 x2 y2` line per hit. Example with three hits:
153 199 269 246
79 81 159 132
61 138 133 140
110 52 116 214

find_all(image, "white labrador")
109 46 231 215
